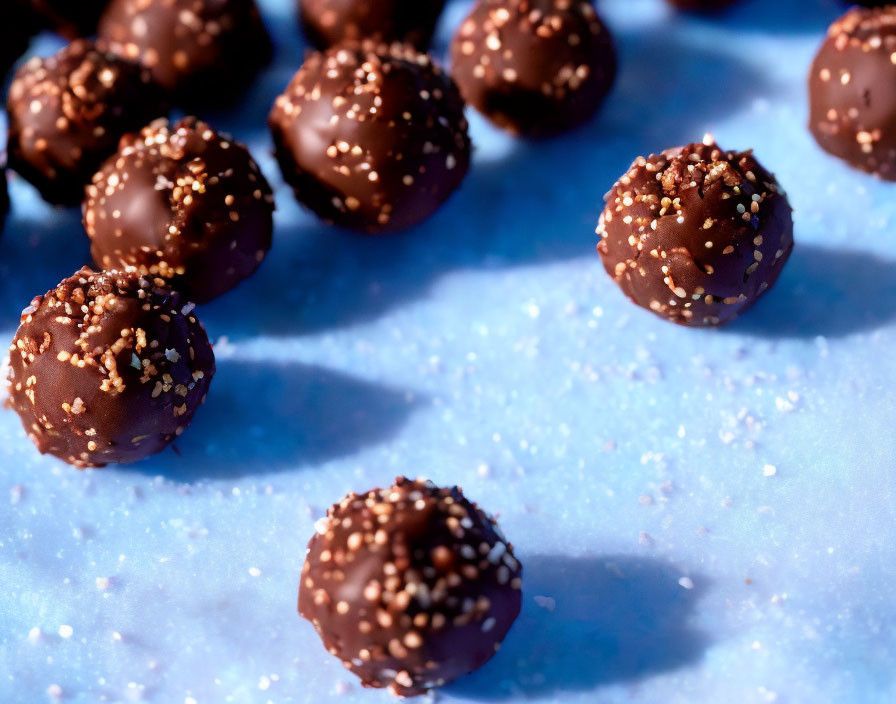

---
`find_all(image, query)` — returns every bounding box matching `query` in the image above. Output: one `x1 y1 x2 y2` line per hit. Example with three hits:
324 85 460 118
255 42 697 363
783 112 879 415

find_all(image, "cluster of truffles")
597 138 794 327
6 40 166 205
7 269 215 467
98 0 272 107
450 0 617 137
809 6 896 180
299 0 447 51
84 117 275 303
270 41 471 233
299 477 522 696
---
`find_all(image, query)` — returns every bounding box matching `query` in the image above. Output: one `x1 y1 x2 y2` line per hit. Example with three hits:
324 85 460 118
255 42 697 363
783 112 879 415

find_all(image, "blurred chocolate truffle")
809 6 896 179
299 477 522 696
7 268 215 468
98 0 271 107
597 138 794 327
84 117 275 303
450 0 616 137
299 0 447 50
27 0 108 38
269 42 470 233
6 40 165 205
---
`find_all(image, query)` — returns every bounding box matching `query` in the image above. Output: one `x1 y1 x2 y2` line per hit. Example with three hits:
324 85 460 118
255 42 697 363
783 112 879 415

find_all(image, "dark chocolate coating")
7 268 215 468
597 140 794 327
299 477 522 696
6 40 166 206
269 42 471 233
809 7 896 180
299 0 447 51
27 0 108 38
84 117 275 303
450 0 616 137
98 0 272 107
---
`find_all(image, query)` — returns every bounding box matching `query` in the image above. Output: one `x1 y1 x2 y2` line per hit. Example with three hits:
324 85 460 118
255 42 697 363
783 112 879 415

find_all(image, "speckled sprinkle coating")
98 0 272 107
6 39 166 206
269 41 471 233
7 268 215 468
299 0 448 51
299 477 522 697
450 0 616 137
597 138 794 327
84 117 275 303
809 6 896 180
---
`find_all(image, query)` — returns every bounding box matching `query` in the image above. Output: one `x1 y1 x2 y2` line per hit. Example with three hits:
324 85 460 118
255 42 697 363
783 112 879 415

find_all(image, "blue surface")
2 1 896 702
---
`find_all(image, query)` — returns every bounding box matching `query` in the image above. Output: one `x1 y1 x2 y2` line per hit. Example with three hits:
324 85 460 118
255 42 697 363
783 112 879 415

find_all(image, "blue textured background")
3 1 895 702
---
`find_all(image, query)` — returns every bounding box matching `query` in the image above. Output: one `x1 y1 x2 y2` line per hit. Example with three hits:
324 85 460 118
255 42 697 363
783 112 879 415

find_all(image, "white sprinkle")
763 464 777 477
533 595 556 611
258 676 271 691
248 567 261 577
27 627 41 643
58 625 73 639
678 577 695 590
47 684 63 700
95 577 112 591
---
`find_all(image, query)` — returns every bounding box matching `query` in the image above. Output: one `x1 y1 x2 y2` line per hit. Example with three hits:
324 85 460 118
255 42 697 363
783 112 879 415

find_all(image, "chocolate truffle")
299 477 522 697
98 0 272 107
597 138 794 327
7 268 215 468
269 42 470 233
809 7 896 179
84 117 275 303
299 0 447 50
27 0 108 38
6 40 166 206
450 0 616 137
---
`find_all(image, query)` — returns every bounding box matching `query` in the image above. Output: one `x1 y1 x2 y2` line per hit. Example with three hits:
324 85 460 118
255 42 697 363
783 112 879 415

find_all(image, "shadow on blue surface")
130 359 423 481
200 24 775 340
674 0 839 35
727 244 896 339
449 554 709 700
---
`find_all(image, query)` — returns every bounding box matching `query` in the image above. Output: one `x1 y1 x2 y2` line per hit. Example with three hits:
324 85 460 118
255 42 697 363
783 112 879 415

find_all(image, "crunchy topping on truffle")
299 477 522 697
6 39 166 205
7 268 215 468
450 0 617 137
84 117 275 303
98 0 272 107
597 137 794 326
269 41 471 233
809 6 896 179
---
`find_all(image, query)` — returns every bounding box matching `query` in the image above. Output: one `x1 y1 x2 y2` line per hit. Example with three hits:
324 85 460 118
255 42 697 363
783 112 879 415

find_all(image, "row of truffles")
7 269 216 467
300 477 522 697
597 137 794 327
1 0 271 106
809 5 896 180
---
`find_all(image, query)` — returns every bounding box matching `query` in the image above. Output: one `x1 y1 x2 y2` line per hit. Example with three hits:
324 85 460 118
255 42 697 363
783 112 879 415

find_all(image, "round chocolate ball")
27 0 108 38
299 477 522 696
299 0 447 50
7 268 216 468
269 42 471 233
6 40 166 206
597 139 794 327
450 0 616 137
84 117 275 303
809 7 896 179
98 0 272 107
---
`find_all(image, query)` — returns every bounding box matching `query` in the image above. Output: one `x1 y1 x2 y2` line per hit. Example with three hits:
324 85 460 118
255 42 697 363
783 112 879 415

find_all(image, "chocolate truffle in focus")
597 138 794 327
27 0 108 38
84 117 275 303
98 0 272 107
7 40 166 206
450 0 616 137
809 6 896 179
269 42 470 233
299 477 522 696
300 0 447 50
7 269 215 468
